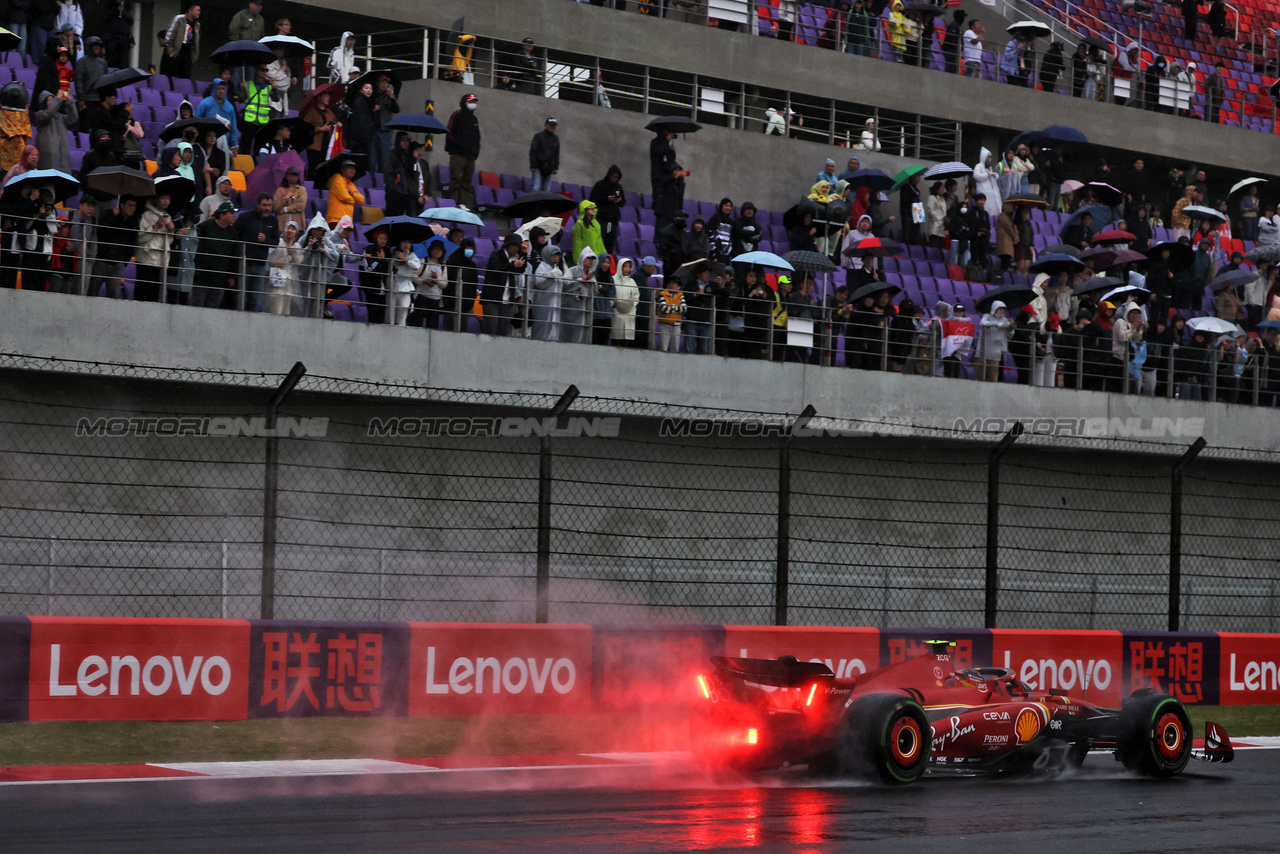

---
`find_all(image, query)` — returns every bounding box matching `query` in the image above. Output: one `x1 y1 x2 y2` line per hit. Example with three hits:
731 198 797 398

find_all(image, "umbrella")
366 214 436 244
1007 21 1052 39
386 113 449 134
1257 320 1280 333
890 164 928 192
1028 253 1086 275
503 191 577 219
82 165 154 198
1063 204 1113 233
1042 243 1082 257
1090 229 1136 245
1005 193 1048 207
675 258 727 286
94 67 150 95
210 39 276 66
1040 125 1088 144
312 152 367 187
781 199 822 230
345 69 401 102
1101 285 1152 305
245 150 306 203
923 161 972 180
1182 204 1227 223
422 206 484 227
253 116 312 153
1211 269 1259 293
1 169 80 202
1072 276 1124 296
1080 246 1117 269
1106 249 1149 268
1229 177 1267 197
975 283 1037 312
1188 316 1245 335
1081 35 1114 53
159 116 228 143
1146 241 1194 269
300 82 346 118
258 34 314 58
782 249 838 273
0 27 19 52
515 215 564 239
1085 182 1122 205
843 236 906 258
443 16 466 55
849 281 901 301
416 235 460 261
646 115 702 135
1246 245 1280 264
732 250 794 271
903 1 944 14
843 168 894 192
152 174 195 210
1060 179 1084 193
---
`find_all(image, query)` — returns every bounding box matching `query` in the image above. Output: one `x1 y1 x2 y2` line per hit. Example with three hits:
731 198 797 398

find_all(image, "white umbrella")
1187 316 1243 335
1007 21 1052 39
1229 177 1267 196
420 206 483 227
1102 285 1151 305
923 161 973 180
1182 205 1227 223
516 215 566 240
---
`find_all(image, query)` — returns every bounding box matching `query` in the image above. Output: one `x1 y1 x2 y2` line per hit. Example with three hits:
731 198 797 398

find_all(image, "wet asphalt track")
0 751 1272 853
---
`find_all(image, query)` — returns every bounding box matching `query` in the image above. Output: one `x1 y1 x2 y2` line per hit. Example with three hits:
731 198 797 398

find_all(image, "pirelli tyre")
1117 693 1192 778
837 694 931 785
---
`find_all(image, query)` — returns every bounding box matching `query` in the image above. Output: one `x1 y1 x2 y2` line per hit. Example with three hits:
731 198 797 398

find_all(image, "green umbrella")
889 164 928 192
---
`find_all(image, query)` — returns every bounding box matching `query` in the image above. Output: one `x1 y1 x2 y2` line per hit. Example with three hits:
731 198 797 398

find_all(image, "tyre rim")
889 717 922 767
1155 711 1185 762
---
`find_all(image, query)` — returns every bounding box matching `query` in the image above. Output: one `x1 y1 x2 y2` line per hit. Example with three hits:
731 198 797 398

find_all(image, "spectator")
886 1 907 61
46 212 78 294
900 171 923 246
482 233 526 337
384 132 424 216
32 88 76 172
530 244 567 341
655 273 685 353
1143 56 1168 113
270 18 303 105
239 64 273 144
609 256 640 348
925 181 947 250
196 80 239 152
835 156 861 183
763 107 787 136
1175 327 1213 398
410 239 448 329
962 20 984 78
1014 206 1033 275
1114 43 1142 105
1001 38 1030 88
358 228 391 324
942 10 966 74
591 255 616 346
193 201 240 308
388 238 421 326
26 0 55 62
1131 205 1153 251
265 221 301 315
324 158 364 226
1183 0 1199 40
685 216 709 261
265 45 293 118
658 209 689 274
2 143 38 189
64 194 97 291
227 0 264 89
78 128 118 202
504 37 542 95
650 128 677 197
236 192 281 312
845 0 871 57
589 163 626 254
528 117 560 193
978 300 1012 381
1239 184 1260 241
1061 210 1093 250
441 237 478 332
369 74 399 174
706 197 735 262
1206 0 1228 50
444 94 480 210
328 31 358 84
135 191 175 301
74 37 107 107
99 0 132 68
730 202 762 257
196 127 225 198
345 81 376 162
292 213 332 318
299 87 337 178
860 119 882 151
162 4 201 80
1203 61 1225 123
84 195 135 298
200 175 236 221
572 200 605 260
1040 41 1065 93
682 264 715 354
561 247 595 344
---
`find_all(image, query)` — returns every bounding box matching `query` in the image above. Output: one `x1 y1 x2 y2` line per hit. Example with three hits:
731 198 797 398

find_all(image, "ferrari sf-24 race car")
691 642 1234 783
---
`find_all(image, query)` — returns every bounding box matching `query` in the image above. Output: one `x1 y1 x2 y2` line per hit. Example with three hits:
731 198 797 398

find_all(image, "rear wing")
1192 721 1234 764
711 656 834 689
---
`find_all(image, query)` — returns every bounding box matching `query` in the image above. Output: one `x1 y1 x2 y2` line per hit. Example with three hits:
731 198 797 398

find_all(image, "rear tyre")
1117 693 1192 778
837 694 931 785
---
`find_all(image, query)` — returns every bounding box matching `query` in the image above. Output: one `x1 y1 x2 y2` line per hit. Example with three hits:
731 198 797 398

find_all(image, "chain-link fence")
0 370 1277 630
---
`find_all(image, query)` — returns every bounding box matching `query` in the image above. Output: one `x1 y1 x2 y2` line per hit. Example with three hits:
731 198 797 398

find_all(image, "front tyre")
838 694 931 784
1117 693 1192 778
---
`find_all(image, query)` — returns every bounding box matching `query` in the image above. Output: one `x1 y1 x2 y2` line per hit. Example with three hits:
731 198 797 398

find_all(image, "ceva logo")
47 643 233 697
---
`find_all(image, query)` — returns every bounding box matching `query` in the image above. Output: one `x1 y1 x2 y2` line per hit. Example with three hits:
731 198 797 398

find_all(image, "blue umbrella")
415 235 460 260
732 250 794 271
386 113 449 133
1257 320 1280 333
843 168 894 192
420 206 483 227
1060 204 1113 239
1009 125 1088 152
368 214 436 243
1 168 80 201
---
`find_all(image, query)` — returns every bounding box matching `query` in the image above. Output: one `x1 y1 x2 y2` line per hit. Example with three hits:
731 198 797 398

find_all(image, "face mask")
466 102 476 111
96 138 111 150
464 248 474 258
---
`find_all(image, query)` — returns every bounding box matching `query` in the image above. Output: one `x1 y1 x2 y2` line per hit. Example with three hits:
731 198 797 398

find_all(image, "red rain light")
806 683 817 706
696 674 711 699
747 728 758 745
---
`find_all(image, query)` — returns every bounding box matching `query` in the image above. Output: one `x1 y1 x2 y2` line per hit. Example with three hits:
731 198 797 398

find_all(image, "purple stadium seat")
499 173 521 191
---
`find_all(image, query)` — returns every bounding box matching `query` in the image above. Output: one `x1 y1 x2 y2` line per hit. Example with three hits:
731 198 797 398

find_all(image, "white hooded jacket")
973 147 1002 212
328 32 359 83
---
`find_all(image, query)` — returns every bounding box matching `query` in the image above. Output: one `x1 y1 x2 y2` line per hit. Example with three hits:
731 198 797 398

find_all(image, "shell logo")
1015 708 1041 744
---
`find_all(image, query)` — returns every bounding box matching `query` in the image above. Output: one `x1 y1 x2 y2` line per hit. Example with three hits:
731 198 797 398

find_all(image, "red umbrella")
843 236 907 258
1090 230 1136 245
300 82 346 119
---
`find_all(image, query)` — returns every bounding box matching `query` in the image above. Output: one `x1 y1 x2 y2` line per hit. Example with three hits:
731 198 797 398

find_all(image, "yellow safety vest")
243 80 271 125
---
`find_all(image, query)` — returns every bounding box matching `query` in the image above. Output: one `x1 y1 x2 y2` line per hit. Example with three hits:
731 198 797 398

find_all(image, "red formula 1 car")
691 642 1234 784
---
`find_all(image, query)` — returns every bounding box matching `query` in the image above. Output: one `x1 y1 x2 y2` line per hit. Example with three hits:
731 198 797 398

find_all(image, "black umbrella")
782 250 838 273
645 115 702 135
313 152 367 188
258 34 314 59
850 280 901 301
675 258 727 286
1085 182 1123 206
975 283 1037 312
503 191 577 219
843 168 894 192
345 68 401 102
366 215 436 244
1028 253 1086 276
1072 276 1124 297
94 67 150 96
1005 193 1048 207
1081 36 1113 53
386 113 449 134
152 174 195 211
210 39 276 67
83 165 154 198
904 1 944 14
159 116 229 143
1146 240 1194 270
1211 268 1259 293
253 116 312 153
1042 243 1082 257
444 17 466 55
781 198 822 230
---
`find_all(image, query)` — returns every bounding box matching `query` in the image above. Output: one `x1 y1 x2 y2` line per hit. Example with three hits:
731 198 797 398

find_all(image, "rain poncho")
973 147 1002 211
571 199 605 260
611 258 639 341
531 243 568 341
808 181 834 202
561 247 596 344
328 31 359 83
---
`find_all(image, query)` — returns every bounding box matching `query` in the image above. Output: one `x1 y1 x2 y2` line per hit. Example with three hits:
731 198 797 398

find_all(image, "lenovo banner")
723 626 880 680
1218 633 1280 705
248 621 411 718
408 623 592 716
991 629 1123 706
1122 631 1220 705
28 617 249 721
880 628 992 671
0 617 31 722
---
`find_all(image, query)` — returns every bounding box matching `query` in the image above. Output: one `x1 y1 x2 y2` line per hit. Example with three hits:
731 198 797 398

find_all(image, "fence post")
985 422 1024 629
1169 437 1207 632
776 404 816 627
536 385 580 623
261 361 307 620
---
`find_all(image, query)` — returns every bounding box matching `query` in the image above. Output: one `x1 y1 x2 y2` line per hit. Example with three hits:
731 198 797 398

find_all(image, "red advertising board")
28 617 250 721
1218 633 1280 706
990 629 1124 707
407 623 593 716
723 626 880 679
